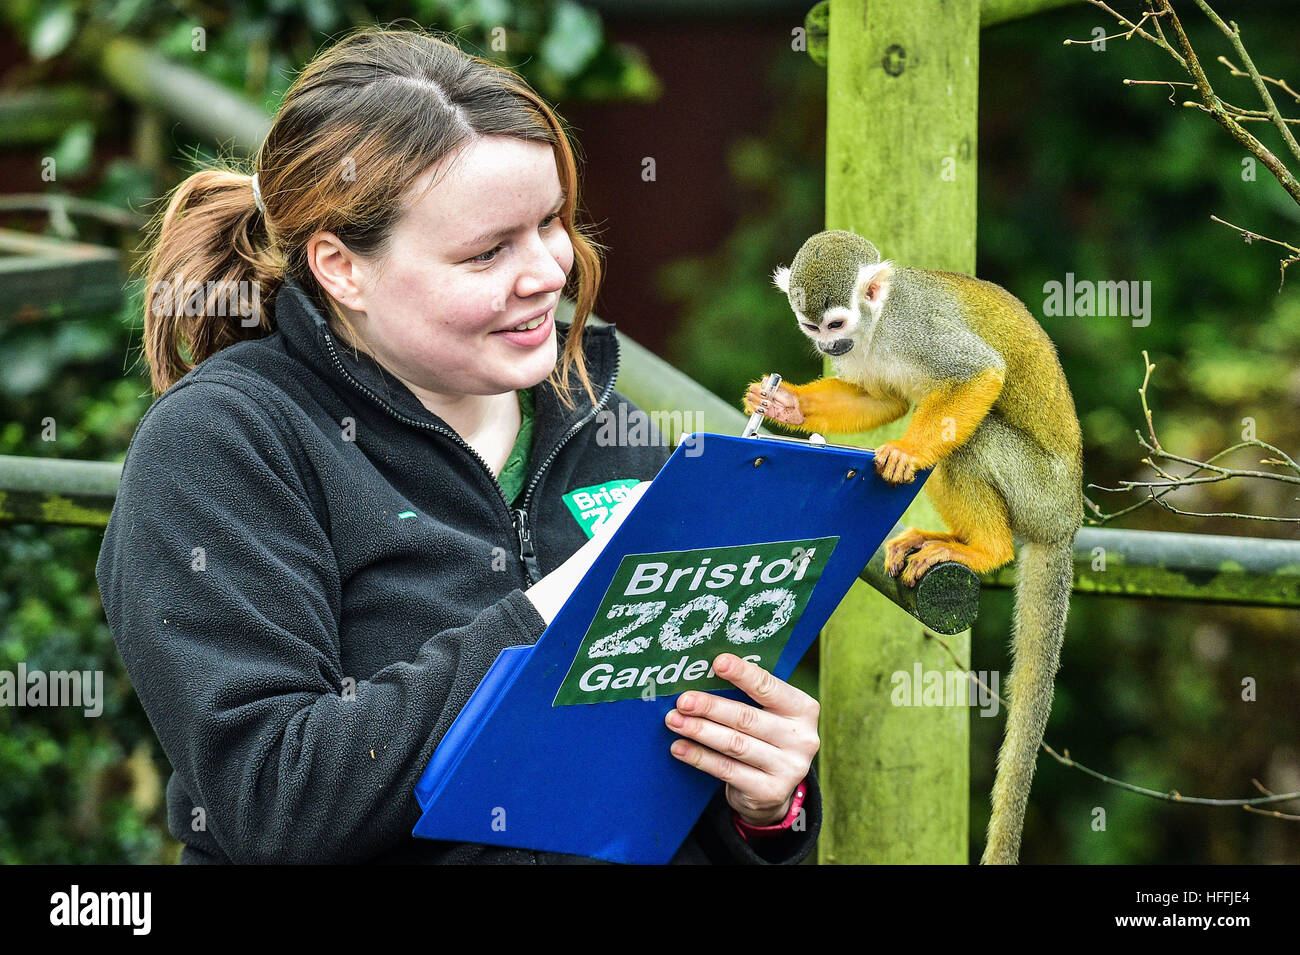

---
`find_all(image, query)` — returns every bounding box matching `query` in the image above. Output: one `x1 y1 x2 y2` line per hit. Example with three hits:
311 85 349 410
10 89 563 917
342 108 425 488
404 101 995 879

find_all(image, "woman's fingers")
665 702 786 775
668 738 780 804
710 653 820 723
667 686 803 753
664 654 820 812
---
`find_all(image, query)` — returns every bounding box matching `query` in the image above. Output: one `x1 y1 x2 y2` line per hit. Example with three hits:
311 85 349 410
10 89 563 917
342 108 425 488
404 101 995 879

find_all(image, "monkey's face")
771 265 859 356
794 260 893 357
802 309 856 356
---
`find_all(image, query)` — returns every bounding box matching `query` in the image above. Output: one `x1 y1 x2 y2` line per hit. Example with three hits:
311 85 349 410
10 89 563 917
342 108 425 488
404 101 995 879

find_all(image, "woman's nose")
515 234 570 299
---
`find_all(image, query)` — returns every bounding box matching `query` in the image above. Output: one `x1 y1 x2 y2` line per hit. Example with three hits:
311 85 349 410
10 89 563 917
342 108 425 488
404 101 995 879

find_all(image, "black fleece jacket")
95 277 822 864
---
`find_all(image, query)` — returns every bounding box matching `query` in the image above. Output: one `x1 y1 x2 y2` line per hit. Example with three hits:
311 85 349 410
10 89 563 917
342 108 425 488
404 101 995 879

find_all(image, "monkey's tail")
980 537 1074 865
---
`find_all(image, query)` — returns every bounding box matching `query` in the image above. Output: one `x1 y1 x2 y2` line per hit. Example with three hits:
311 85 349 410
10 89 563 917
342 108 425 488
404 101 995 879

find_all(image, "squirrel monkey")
743 230 1083 865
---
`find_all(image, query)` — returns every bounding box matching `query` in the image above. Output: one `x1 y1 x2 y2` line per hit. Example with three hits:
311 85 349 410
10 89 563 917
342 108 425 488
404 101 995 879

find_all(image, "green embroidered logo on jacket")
562 479 641 538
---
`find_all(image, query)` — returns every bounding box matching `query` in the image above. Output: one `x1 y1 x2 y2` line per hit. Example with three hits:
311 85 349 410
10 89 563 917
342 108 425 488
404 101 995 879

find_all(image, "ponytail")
138 167 286 396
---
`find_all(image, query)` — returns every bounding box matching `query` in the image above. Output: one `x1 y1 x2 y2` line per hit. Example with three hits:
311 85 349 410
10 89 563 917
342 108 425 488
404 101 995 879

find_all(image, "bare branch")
1245 780 1300 821
1123 78 1193 106
927 633 1300 810
1065 12 1160 47
1086 352 1300 525
1217 54 1300 105
1080 1 1300 208
1210 214 1300 291
1077 2 1186 68
1140 492 1300 523
1180 98 1300 125
1159 0 1300 204
1193 0 1300 163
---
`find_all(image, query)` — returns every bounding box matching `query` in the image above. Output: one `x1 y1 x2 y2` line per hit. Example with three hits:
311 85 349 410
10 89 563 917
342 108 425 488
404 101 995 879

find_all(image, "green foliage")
27 3 78 61
0 272 158 860
7 0 660 119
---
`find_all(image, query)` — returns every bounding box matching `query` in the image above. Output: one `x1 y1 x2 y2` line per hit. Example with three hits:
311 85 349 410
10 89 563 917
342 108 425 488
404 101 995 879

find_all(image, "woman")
96 26 821 864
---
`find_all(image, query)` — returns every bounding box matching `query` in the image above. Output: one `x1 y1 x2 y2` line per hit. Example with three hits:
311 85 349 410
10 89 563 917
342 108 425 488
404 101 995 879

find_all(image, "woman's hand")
664 653 820 826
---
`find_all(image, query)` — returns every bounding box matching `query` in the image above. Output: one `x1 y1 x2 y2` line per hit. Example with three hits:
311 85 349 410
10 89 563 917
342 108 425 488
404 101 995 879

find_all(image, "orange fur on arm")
787 377 910 435
893 368 1004 468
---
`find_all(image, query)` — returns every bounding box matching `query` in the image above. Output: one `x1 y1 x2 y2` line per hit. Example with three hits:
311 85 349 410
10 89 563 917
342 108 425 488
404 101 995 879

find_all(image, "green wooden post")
819 0 981 864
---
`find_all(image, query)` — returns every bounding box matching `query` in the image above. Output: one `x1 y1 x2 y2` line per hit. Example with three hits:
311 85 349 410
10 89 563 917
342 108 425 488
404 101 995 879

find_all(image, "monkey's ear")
771 266 791 293
856 260 893 307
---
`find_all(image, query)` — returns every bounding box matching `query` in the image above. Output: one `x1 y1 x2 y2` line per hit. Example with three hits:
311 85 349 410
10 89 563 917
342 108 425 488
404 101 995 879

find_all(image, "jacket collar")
272 275 620 447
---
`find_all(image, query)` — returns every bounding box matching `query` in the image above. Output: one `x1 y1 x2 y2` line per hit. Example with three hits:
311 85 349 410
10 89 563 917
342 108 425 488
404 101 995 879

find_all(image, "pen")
742 372 782 438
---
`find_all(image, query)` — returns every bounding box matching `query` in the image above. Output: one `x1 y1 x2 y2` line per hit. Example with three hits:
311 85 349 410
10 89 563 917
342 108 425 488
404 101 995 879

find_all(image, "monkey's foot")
743 380 804 426
898 540 1010 587
874 440 922 485
898 541 967 587
884 527 953 578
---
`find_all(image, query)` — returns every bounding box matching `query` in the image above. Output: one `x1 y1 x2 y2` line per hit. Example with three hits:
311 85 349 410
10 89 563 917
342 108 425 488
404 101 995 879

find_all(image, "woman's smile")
490 306 554 347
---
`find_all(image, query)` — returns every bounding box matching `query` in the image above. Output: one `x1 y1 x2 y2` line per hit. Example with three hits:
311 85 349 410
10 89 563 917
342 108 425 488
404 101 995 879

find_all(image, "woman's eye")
468 213 562 264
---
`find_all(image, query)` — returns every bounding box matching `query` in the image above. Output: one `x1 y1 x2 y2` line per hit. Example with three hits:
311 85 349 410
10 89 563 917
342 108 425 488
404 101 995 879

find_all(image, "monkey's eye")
801 323 819 333
827 320 845 330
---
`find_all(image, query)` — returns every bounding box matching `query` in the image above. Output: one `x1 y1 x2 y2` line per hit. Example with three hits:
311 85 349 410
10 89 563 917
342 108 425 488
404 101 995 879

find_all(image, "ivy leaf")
301 0 341 32
539 1 602 79
29 3 77 61
49 121 95 180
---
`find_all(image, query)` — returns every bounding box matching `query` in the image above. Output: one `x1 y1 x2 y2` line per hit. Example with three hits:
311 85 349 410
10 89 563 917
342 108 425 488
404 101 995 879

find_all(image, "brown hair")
137 25 606 410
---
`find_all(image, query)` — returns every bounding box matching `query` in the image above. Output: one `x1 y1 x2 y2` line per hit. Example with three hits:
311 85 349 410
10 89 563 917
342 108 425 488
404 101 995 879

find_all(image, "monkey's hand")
747 377 910 435
743 380 805 427
874 440 921 484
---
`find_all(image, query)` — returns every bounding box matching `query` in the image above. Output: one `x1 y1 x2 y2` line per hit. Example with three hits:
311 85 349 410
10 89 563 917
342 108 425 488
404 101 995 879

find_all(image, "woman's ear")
306 231 366 312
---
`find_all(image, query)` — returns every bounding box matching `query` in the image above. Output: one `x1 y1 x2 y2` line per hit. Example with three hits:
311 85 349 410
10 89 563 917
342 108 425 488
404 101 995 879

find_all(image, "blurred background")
0 0 1296 863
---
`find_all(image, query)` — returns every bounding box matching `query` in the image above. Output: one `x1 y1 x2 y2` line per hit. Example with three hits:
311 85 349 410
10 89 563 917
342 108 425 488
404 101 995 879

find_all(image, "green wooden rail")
0 228 124 322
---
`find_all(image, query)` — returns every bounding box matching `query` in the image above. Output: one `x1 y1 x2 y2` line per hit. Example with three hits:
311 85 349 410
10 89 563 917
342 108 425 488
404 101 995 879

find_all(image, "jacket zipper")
517 342 621 515
319 326 619 587
511 340 620 583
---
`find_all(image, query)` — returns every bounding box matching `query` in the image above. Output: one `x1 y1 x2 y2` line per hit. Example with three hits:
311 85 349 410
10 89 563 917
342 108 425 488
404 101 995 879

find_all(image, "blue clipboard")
412 428 929 864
